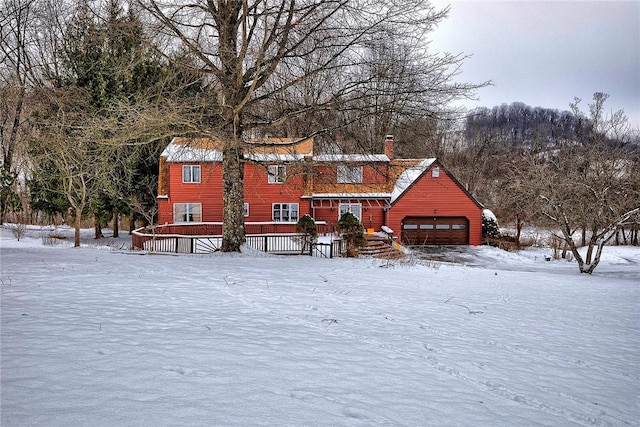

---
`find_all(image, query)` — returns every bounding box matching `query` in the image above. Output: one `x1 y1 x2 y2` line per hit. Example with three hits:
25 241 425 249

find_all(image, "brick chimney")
384 134 395 160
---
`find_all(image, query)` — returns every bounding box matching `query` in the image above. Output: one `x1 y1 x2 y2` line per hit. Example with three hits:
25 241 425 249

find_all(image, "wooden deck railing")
131 222 344 258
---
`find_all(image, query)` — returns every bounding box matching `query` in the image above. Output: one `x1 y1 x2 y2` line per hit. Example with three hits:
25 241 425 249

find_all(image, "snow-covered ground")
1 225 639 426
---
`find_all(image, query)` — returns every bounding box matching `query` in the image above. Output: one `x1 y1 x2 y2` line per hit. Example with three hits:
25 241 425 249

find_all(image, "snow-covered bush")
482 209 500 238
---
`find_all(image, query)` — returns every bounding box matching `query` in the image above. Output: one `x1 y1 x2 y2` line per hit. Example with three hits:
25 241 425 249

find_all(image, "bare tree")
29 87 103 247
137 0 485 252
0 0 38 223
535 93 640 274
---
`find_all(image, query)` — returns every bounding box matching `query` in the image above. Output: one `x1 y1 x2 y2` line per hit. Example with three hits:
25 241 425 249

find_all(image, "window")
182 165 201 183
431 167 440 178
174 203 202 223
337 165 363 183
403 224 418 230
420 224 435 229
436 224 450 230
243 203 249 217
452 224 466 230
338 203 362 221
272 203 299 222
268 165 286 183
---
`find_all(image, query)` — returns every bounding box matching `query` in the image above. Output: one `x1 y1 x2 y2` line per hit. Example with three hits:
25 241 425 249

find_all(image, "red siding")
243 163 310 221
157 153 482 246
157 162 310 224
313 164 388 185
312 204 385 231
159 163 224 223
387 166 482 245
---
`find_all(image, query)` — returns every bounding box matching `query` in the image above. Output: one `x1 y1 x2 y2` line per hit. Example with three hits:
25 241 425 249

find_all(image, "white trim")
314 154 389 162
182 165 201 183
337 165 363 184
338 203 362 221
267 165 286 184
173 203 203 223
272 202 299 222
245 153 307 162
312 193 391 199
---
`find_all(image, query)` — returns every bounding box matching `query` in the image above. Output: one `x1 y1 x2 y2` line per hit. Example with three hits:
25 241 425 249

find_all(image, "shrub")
336 212 366 257
11 223 26 241
295 214 318 238
482 209 500 238
295 215 318 254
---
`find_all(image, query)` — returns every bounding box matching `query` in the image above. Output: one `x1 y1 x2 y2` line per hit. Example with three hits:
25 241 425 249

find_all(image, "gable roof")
389 159 484 208
389 158 436 203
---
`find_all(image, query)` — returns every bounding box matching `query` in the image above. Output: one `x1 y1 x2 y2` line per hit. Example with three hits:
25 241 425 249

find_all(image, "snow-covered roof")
390 158 437 203
244 153 307 162
314 154 389 162
312 193 391 199
162 137 313 163
161 142 223 162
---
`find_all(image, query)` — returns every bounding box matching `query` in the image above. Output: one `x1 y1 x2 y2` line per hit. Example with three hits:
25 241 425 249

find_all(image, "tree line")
443 93 639 273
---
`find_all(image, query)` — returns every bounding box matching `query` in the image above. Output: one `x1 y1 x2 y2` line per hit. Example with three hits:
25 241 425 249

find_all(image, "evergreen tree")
336 212 366 257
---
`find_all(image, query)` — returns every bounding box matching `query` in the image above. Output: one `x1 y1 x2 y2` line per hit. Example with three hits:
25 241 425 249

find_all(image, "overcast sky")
428 0 640 129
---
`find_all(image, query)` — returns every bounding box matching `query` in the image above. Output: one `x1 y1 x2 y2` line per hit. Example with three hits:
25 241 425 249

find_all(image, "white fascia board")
313 154 389 162
244 153 306 162
312 193 391 199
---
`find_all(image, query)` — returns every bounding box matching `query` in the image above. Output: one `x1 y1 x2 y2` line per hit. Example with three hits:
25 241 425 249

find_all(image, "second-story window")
268 165 286 183
337 165 363 183
182 165 201 183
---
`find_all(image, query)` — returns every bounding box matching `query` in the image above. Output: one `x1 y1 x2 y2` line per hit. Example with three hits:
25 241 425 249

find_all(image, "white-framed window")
267 165 286 183
337 165 363 183
182 165 201 183
272 203 299 222
431 166 440 178
338 203 362 221
243 202 249 217
174 203 202 223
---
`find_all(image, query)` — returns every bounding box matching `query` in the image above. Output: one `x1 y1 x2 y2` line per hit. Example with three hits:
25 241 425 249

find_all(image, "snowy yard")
1 226 639 426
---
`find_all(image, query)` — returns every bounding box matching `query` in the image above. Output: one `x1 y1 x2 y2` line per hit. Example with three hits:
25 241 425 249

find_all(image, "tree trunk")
515 215 522 247
113 213 119 238
74 222 81 247
221 138 245 252
129 215 135 235
585 241 594 265
94 218 103 239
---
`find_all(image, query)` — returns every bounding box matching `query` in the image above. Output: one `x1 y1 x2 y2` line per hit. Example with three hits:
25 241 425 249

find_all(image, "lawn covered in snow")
1 225 639 426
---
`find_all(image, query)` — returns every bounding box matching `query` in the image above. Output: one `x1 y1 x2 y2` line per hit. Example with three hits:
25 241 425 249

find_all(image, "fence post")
191 238 194 254
175 237 179 253
264 235 268 252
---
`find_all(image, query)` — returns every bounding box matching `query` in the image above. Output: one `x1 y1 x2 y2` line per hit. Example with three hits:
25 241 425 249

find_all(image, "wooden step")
360 239 404 259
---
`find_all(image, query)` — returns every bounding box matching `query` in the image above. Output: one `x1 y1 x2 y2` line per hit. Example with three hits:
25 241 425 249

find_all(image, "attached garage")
401 216 469 245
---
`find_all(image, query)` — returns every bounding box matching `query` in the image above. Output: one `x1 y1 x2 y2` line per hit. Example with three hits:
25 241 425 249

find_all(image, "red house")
156 135 483 245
